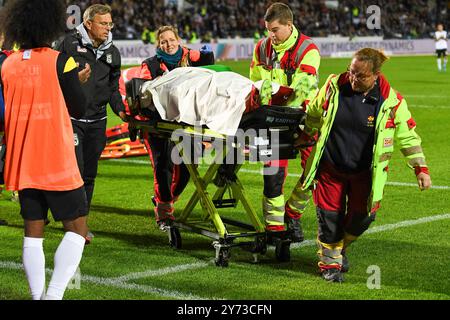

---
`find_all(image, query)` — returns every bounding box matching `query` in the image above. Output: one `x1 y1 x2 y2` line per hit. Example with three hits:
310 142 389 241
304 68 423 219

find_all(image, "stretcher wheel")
254 236 267 255
275 241 290 262
169 227 182 249
215 248 230 267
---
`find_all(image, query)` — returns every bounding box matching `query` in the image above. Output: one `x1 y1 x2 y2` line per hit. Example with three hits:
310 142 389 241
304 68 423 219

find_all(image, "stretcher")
126 77 306 267
100 123 148 159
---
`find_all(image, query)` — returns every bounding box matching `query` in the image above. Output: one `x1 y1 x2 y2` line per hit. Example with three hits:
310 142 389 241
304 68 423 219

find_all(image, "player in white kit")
434 24 448 72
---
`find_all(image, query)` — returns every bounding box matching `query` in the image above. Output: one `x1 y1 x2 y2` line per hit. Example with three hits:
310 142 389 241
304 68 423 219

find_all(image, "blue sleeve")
0 53 5 125
0 88 4 124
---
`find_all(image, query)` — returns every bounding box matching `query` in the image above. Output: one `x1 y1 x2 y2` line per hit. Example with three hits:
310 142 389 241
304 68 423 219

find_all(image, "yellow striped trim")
265 215 285 224
287 200 307 211
317 239 344 257
408 157 427 167
263 202 285 214
291 189 311 201
389 108 397 119
379 152 392 162
318 261 341 268
401 145 423 157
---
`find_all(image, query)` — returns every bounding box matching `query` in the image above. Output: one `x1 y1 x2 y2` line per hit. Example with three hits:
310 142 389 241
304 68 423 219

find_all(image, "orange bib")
2 48 83 191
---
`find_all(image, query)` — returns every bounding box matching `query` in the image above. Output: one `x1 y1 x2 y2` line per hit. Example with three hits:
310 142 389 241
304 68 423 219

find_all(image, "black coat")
57 30 125 120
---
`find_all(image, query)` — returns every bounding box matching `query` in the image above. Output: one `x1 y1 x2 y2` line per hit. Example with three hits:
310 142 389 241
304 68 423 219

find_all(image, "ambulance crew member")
293 48 431 282
250 2 320 240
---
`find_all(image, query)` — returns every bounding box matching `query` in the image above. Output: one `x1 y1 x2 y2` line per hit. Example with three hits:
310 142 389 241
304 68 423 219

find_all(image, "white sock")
23 237 46 300
45 232 85 300
444 58 447 69
437 59 442 70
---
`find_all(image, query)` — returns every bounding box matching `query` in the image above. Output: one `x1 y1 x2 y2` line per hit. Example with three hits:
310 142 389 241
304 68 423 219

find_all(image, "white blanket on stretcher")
140 67 261 136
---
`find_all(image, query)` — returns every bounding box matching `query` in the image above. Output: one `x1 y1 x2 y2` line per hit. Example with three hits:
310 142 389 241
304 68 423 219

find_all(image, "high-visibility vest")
254 33 318 85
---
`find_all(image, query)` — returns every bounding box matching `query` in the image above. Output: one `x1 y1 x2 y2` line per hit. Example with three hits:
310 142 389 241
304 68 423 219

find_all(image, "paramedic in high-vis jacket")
249 2 320 241
292 48 431 283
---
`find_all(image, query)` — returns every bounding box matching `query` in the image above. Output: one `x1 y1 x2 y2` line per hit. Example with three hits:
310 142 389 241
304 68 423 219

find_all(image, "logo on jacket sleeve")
106 53 112 64
77 46 87 53
383 137 393 147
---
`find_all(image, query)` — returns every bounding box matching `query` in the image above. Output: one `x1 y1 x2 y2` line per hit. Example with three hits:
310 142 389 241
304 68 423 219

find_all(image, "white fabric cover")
140 67 254 135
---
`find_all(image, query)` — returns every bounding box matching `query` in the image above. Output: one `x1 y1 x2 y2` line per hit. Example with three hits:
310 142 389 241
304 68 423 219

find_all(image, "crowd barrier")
115 37 440 65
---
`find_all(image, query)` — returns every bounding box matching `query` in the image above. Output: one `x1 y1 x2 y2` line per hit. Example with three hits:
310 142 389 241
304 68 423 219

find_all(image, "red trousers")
313 161 374 242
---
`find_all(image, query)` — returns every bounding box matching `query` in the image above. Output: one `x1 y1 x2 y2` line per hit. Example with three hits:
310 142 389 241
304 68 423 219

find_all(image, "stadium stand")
63 0 448 41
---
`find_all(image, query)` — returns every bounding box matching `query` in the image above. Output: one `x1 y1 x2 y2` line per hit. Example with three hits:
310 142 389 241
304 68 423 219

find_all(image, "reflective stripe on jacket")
250 26 320 108
300 73 427 213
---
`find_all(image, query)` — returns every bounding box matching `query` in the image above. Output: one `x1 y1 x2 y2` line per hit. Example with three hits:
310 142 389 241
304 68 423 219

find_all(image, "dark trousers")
72 119 107 213
143 132 190 204
263 160 288 198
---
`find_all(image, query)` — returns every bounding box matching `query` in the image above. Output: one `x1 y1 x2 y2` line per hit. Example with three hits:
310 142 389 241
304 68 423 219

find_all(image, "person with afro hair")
0 0 88 300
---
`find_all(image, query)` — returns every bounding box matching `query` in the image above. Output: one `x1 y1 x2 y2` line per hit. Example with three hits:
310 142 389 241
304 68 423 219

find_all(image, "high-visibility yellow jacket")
300 73 428 214
250 26 321 108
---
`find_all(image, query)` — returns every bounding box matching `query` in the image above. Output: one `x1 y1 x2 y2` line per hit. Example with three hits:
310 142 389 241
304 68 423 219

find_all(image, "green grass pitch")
1 56 449 300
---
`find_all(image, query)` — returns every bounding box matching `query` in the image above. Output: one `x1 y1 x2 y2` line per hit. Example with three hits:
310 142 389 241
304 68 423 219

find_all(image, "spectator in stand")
64 0 441 41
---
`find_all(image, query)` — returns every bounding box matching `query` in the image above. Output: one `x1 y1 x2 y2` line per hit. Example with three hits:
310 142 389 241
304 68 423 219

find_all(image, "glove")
200 44 212 53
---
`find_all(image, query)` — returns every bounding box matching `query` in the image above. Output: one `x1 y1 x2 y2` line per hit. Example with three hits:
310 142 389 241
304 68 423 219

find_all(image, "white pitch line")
0 261 221 300
2 213 449 298
110 261 210 282
290 213 450 249
409 104 450 109
386 181 449 190
111 158 150 165
364 213 450 234
233 168 450 190
110 159 450 190
404 95 448 98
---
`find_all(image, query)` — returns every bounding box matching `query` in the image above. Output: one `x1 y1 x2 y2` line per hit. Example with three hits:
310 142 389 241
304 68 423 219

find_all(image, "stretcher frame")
132 118 292 267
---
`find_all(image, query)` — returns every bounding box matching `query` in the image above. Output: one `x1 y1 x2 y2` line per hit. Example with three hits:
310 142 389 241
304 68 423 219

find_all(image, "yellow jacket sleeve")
288 49 321 107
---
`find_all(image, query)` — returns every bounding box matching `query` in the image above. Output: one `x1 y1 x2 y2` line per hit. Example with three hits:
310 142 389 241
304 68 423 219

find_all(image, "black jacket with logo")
57 29 125 120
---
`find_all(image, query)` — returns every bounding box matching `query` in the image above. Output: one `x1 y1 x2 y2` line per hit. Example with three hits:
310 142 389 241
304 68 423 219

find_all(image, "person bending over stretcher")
136 25 215 229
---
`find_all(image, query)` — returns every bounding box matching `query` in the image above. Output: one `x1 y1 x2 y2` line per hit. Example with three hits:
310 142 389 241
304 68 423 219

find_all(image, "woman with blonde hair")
139 25 214 228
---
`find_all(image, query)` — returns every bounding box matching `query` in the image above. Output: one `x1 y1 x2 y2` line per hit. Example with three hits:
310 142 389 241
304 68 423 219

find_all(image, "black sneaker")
321 268 344 283
285 215 304 243
341 252 349 273
151 196 157 206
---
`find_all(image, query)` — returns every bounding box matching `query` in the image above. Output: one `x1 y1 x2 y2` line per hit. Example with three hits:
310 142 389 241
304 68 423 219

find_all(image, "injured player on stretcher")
135 66 297 136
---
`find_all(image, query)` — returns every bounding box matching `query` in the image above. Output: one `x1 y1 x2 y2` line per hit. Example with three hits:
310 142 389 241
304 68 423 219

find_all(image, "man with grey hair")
57 4 127 242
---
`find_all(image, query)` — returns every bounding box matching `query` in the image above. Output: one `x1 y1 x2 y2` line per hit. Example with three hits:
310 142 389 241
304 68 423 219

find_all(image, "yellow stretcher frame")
133 119 292 267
